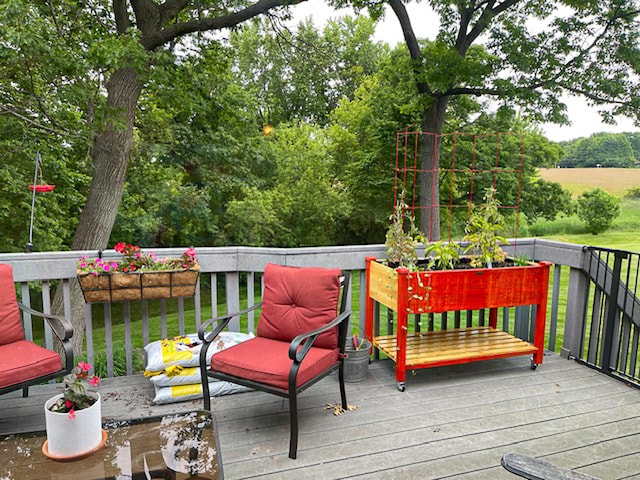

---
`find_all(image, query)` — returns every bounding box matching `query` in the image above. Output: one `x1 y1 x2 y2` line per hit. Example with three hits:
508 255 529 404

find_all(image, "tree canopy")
559 132 639 167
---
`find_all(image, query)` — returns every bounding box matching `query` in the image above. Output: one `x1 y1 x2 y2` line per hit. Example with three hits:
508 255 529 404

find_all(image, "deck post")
563 265 590 359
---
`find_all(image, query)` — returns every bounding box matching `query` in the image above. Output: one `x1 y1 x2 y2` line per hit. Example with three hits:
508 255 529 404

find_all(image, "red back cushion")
257 264 341 349
0 264 25 345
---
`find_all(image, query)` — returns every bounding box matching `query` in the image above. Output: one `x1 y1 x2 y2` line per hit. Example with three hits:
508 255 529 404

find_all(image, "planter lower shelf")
373 326 538 368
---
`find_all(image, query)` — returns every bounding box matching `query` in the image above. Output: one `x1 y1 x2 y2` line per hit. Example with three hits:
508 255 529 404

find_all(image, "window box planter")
77 266 200 303
364 257 551 391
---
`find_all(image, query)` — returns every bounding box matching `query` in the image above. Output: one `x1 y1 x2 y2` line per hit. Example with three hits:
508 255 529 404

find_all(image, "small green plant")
513 254 531 266
385 194 424 269
624 186 640 199
425 240 460 270
577 188 621 235
351 334 370 350
463 187 509 268
49 362 100 418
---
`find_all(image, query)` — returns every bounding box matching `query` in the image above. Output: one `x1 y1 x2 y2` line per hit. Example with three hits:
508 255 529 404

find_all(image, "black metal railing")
578 247 640 387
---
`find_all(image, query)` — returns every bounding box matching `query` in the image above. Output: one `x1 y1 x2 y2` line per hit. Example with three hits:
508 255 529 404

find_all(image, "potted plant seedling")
44 362 105 459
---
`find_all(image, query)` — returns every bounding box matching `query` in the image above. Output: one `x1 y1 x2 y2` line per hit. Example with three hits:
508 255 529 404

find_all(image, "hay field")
538 168 640 197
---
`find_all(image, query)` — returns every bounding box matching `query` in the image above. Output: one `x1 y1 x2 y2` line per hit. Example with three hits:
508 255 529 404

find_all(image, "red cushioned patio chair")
0 264 74 397
198 263 352 459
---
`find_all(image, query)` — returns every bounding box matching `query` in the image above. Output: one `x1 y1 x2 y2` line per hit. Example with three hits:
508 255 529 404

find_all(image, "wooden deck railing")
4 239 634 384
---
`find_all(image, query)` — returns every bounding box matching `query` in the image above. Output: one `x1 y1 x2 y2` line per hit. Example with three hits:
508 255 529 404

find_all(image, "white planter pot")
44 392 103 458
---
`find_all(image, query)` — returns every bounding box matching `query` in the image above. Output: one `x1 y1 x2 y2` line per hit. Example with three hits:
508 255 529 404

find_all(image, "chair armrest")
288 309 352 363
18 303 73 342
197 302 263 343
197 302 263 373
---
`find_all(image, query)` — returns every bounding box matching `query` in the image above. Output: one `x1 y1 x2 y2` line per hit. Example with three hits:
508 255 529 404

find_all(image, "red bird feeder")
29 184 56 193
27 151 55 251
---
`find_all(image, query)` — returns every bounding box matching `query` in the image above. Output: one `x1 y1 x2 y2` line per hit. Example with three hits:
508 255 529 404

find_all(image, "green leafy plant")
463 187 509 268
385 195 424 269
513 254 531 266
425 240 460 270
624 186 640 199
49 362 100 419
351 334 370 350
577 188 621 235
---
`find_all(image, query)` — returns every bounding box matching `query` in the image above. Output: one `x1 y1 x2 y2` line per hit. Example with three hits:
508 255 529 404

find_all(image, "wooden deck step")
374 326 538 368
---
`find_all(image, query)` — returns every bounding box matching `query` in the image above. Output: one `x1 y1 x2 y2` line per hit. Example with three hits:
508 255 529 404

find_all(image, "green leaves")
577 188 621 234
463 188 509 268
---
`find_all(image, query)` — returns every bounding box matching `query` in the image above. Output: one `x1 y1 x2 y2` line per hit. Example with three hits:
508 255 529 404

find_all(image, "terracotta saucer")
42 429 108 461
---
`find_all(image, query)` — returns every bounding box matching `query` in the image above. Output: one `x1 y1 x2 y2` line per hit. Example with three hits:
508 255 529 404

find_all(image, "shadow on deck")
2 353 639 479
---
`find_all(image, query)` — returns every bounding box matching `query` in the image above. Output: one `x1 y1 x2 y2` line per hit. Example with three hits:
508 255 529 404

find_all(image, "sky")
289 0 639 142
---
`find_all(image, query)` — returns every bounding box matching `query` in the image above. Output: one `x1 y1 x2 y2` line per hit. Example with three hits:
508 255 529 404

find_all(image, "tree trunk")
419 96 449 241
53 67 143 356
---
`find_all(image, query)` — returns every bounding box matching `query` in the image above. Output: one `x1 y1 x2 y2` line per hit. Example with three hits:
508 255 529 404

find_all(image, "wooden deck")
2 352 640 479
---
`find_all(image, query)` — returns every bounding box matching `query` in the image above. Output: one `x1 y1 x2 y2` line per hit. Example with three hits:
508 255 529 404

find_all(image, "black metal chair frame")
198 271 351 459
0 303 74 397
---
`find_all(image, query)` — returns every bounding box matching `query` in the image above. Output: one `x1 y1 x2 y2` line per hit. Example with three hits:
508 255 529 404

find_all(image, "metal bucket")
344 340 371 383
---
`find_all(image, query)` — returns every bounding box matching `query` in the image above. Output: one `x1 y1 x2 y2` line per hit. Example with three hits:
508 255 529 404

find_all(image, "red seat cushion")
0 264 25 346
257 264 341 350
0 340 63 388
211 337 339 390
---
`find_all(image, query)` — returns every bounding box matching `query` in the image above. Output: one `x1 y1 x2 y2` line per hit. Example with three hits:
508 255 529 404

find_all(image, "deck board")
1 353 639 479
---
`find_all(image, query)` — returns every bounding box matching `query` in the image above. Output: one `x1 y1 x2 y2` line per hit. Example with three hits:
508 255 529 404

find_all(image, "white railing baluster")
247 272 255 334
20 283 33 341
42 281 53 351
123 302 132 375
104 302 114 377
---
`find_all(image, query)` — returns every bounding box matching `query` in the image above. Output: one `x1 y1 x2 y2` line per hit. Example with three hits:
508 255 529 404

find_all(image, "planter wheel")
397 382 405 392
530 359 538 370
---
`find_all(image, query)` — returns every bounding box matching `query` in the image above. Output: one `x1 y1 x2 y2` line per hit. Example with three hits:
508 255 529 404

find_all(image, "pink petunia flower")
67 409 76 420
78 361 92 372
88 377 100 387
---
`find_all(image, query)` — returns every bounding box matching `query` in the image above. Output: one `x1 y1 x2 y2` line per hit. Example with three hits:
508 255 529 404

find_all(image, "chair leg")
22 387 28 398
338 363 347 409
288 390 298 459
202 374 211 411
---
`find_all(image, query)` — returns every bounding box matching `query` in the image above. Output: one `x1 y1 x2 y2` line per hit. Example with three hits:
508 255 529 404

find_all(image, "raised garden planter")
364 257 551 391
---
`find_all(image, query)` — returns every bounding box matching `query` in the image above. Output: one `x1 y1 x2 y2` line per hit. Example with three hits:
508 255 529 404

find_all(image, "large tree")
378 0 640 238
1 0 307 354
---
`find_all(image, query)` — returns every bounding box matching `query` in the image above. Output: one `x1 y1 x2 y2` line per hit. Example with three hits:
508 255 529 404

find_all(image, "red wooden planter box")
365 257 551 391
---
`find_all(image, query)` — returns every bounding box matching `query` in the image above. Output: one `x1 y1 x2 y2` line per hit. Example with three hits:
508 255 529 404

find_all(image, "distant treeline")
558 132 640 168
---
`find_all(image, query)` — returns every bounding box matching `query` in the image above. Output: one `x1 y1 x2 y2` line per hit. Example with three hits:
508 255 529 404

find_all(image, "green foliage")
624 186 640 199
559 133 636 168
513 255 531 266
385 196 424 268
230 16 382 127
463 188 509 267
225 123 348 247
577 188 621 234
521 178 574 222
48 362 99 414
425 240 460 270
0 1 96 252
